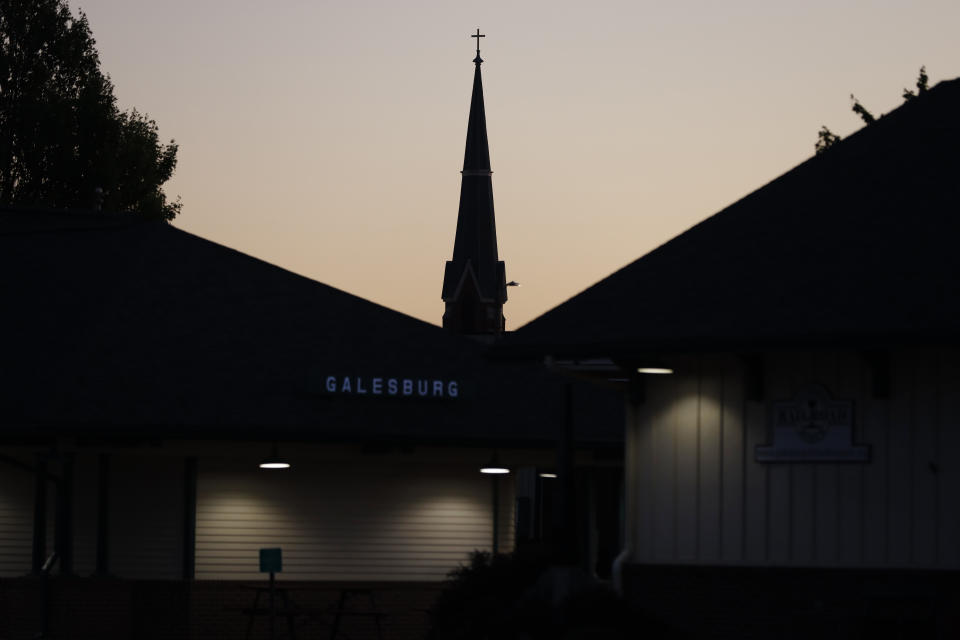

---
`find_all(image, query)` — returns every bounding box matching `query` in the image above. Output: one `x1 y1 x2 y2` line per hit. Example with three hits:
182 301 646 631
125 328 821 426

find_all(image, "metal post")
55 452 74 575
182 457 197 579
559 382 577 563
32 457 47 575
269 570 276 640
96 453 110 576
492 475 500 554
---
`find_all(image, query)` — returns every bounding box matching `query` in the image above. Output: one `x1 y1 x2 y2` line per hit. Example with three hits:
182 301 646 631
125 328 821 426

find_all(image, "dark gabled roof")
509 78 960 356
0 208 621 445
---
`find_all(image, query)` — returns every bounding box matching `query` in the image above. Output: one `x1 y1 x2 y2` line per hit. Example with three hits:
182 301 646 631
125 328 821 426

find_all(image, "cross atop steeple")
472 29 485 64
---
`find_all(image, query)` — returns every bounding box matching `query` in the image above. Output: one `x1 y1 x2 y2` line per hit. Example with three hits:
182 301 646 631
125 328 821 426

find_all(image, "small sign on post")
259 548 282 640
259 548 282 573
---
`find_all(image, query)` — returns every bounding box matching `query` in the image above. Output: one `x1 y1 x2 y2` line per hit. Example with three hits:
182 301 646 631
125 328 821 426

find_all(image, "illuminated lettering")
324 374 460 399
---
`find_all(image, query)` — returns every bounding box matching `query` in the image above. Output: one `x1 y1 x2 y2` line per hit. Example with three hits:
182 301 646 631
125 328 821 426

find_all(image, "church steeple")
441 31 508 335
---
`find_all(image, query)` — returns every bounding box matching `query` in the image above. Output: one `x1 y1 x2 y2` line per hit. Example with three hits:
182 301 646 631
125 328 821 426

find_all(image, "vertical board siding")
0 461 33 577
862 356 889 565
812 351 840 565
835 350 864 565
651 374 677 560
196 458 513 582
627 347 960 569
766 352 804 564
887 352 913 565
697 356 723 562
743 396 767 564
938 354 960 567
623 402 640 559
675 360 700 561
719 354 744 563
792 353 816 564
911 348 939 566
633 395 656 560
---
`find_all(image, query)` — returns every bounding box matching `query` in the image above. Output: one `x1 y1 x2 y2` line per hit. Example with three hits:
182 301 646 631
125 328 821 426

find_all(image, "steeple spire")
441 31 507 335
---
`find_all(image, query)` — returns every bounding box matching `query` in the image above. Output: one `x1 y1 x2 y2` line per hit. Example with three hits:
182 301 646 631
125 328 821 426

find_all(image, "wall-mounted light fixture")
259 442 290 470
538 472 558 479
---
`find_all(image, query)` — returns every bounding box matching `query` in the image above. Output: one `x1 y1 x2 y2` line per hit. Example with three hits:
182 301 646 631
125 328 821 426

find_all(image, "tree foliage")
0 0 180 219
814 126 842 155
850 94 876 125
815 66 928 156
902 65 929 101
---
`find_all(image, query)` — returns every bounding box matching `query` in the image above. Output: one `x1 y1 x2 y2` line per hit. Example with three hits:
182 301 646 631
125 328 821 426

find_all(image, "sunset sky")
76 0 959 328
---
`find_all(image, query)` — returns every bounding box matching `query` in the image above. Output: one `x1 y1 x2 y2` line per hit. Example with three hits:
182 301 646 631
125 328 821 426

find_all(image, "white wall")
195 454 514 582
626 347 960 569
0 459 34 577
2 444 524 581
0 452 68 578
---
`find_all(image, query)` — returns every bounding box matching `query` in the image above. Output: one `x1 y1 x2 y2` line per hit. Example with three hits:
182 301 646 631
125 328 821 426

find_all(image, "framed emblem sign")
756 384 869 462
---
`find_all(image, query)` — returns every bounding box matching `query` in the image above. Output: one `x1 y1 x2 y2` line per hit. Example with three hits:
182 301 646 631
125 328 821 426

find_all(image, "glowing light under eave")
480 467 510 474
637 367 674 375
259 461 291 469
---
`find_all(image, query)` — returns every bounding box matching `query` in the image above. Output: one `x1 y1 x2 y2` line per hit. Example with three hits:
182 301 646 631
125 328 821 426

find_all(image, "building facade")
0 39 623 638
511 78 960 637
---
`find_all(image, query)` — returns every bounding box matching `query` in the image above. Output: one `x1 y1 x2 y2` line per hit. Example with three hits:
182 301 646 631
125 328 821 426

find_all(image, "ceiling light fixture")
636 366 674 375
259 442 291 470
479 451 510 474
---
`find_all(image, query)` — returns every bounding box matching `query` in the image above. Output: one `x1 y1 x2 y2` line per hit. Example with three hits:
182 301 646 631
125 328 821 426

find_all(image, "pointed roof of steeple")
442 32 507 310
462 57 491 174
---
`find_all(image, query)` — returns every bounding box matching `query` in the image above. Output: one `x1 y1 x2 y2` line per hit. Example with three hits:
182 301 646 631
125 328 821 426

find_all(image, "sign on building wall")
320 374 462 400
756 384 869 462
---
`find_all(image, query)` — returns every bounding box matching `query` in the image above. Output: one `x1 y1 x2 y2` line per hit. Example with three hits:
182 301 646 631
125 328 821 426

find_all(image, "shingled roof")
510 78 960 356
0 209 620 445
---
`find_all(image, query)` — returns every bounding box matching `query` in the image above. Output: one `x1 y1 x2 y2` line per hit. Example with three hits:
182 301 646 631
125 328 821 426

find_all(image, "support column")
54 452 74 575
182 457 197 579
491 474 500 554
31 456 48 575
96 453 110 576
557 383 577 563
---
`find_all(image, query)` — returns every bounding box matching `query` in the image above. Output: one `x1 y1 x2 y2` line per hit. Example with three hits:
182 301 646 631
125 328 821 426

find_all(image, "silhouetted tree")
815 66 928 156
815 126 841 155
902 65 929 101
0 0 180 219
850 94 876 125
